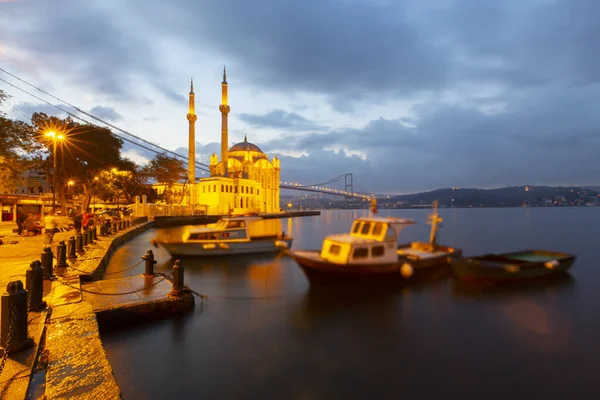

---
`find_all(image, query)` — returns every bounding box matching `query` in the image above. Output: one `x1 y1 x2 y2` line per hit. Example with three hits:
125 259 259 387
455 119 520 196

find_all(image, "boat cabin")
185 216 283 242
319 217 416 265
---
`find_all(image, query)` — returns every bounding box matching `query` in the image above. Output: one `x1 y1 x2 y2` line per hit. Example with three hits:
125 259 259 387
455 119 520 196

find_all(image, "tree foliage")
144 153 187 204
0 90 43 193
29 112 124 208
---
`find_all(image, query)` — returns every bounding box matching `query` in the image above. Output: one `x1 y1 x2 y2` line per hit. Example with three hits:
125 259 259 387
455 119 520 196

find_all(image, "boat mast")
370 197 377 215
428 200 443 250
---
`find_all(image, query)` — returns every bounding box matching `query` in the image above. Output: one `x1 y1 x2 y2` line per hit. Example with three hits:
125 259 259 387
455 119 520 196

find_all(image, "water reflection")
452 273 575 300
101 209 600 399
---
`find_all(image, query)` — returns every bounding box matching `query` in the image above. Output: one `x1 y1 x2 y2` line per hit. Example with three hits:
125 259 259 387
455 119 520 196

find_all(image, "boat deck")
397 248 448 259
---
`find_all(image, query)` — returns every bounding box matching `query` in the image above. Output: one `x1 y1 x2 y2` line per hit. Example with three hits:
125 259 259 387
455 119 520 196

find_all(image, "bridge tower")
344 173 355 207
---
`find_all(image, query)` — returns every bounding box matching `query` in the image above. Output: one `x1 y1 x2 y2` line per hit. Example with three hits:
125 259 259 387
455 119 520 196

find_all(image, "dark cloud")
1 0 176 104
4 0 600 192
89 106 122 122
264 83 600 193
10 102 77 121
238 110 328 131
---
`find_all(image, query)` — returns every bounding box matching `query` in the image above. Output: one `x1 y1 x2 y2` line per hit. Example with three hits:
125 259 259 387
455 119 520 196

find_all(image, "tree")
91 159 149 206
144 153 187 204
29 112 123 210
0 90 43 193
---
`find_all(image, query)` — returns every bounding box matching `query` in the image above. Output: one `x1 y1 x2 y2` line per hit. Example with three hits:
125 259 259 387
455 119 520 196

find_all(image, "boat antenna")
370 197 378 215
427 200 443 250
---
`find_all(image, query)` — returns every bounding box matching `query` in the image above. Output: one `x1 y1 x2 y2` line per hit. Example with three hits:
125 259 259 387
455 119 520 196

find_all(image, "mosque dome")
229 135 264 154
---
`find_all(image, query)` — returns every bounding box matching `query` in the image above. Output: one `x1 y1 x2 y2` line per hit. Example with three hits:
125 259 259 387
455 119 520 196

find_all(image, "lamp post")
45 131 64 213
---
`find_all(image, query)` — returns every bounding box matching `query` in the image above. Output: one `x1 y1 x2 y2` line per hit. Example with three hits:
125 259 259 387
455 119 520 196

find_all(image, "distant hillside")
380 186 599 207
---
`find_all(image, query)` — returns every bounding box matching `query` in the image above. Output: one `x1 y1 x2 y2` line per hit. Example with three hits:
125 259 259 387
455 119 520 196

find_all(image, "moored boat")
286 200 461 283
452 250 576 283
152 216 292 257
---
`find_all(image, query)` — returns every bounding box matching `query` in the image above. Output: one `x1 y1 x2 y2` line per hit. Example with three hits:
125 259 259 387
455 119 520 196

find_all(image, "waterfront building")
154 68 281 215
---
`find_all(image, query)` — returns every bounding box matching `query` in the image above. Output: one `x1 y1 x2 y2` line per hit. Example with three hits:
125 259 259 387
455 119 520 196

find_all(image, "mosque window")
221 184 224 192
235 186 238 193
251 187 253 194
257 189 259 195
213 185 216 192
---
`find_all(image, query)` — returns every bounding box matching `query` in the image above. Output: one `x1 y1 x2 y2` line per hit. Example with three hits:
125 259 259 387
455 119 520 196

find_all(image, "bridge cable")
0 68 210 171
0 77 210 173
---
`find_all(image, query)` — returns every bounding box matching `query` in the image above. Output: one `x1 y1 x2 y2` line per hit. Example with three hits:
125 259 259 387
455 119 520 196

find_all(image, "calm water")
102 208 600 399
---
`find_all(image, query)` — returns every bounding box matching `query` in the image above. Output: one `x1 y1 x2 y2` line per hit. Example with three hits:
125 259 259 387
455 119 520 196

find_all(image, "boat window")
226 220 246 229
329 244 341 255
372 223 383 236
372 246 384 257
360 222 371 235
352 222 361 234
353 247 368 258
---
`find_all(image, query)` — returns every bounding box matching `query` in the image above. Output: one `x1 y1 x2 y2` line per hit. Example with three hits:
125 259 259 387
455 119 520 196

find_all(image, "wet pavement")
0 221 153 399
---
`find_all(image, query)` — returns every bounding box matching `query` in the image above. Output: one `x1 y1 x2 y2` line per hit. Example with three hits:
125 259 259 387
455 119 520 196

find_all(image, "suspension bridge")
280 173 372 200
0 68 375 200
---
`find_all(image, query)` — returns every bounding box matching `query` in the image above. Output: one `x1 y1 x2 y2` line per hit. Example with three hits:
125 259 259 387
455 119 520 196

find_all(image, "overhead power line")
0 68 209 172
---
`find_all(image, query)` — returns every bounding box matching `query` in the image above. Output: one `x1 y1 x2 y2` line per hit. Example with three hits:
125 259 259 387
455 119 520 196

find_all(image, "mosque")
180 68 281 215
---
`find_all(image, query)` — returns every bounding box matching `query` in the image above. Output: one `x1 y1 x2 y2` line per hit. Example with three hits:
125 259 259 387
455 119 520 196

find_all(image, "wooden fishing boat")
452 250 576 283
286 200 461 283
151 216 292 257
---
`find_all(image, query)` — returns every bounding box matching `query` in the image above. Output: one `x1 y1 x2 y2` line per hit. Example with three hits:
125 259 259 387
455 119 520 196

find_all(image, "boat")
452 249 576 283
151 216 293 257
286 200 462 283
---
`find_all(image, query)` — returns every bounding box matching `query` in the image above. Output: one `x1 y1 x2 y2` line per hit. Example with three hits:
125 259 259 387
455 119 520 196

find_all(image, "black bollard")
86 228 94 245
142 249 157 276
26 261 46 311
92 225 98 241
170 260 184 296
67 236 77 259
56 241 67 267
82 229 88 247
76 233 84 254
99 224 105 236
0 281 34 354
127 220 131 228
112 222 117 233
40 247 53 278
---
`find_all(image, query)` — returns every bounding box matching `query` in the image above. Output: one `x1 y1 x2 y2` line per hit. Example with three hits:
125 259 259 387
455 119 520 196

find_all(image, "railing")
133 203 208 220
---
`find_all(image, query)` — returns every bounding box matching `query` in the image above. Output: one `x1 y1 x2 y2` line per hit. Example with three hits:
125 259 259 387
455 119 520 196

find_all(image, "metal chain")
50 274 168 296
103 260 144 275
155 272 208 299
0 302 18 377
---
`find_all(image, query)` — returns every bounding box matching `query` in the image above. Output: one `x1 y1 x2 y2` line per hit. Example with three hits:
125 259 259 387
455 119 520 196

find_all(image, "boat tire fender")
545 260 560 269
401 263 413 278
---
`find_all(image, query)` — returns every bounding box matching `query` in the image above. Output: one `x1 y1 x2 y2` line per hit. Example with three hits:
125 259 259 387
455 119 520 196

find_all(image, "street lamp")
45 131 64 213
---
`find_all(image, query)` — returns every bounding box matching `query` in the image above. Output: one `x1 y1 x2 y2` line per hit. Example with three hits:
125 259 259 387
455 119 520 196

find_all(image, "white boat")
286 200 461 283
152 216 293 257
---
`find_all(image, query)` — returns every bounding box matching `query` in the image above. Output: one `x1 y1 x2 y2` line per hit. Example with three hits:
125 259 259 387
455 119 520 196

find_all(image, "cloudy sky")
1 0 599 194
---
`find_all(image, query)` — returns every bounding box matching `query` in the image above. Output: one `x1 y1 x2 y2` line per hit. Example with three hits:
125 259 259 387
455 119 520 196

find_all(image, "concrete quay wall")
44 220 158 400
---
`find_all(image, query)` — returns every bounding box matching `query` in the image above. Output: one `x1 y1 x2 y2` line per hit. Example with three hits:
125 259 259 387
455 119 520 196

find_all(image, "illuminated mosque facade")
185 68 281 215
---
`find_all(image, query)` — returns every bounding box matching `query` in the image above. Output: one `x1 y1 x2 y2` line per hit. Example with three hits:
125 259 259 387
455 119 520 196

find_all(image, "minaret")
187 78 197 185
219 65 230 177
